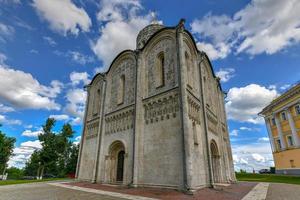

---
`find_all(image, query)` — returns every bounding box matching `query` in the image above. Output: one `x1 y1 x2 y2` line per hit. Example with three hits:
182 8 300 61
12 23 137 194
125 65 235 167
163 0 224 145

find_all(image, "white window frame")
281 111 287 121
295 104 300 116
286 135 294 147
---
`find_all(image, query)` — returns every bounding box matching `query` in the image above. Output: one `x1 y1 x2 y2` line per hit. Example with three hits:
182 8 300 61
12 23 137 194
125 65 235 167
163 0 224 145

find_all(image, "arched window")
185 52 192 88
92 88 100 115
155 52 165 88
117 75 125 105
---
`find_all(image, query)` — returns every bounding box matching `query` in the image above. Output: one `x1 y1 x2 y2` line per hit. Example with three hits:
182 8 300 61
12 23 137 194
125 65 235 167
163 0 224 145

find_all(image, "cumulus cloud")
8 140 42 168
232 142 274 172
49 114 70 121
215 68 235 83
191 0 300 59
22 128 43 137
70 71 90 86
32 0 91 36
0 114 21 125
64 88 86 124
225 84 278 124
0 63 62 110
91 0 154 69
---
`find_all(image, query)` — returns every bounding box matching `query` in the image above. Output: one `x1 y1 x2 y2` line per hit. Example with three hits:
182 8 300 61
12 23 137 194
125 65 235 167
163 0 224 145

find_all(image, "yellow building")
260 82 300 175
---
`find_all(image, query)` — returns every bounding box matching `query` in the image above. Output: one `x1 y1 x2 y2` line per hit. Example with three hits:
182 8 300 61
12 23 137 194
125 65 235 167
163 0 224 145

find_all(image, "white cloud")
230 129 239 136
73 135 81 145
64 88 87 124
225 84 278 124
191 0 300 59
0 114 21 125
232 142 274 172
8 140 42 168
70 71 90 86
32 0 91 36
43 36 57 46
279 84 291 91
0 22 14 43
196 42 230 60
49 114 70 121
91 0 153 69
68 51 95 65
0 64 61 110
22 128 43 137
239 127 252 131
0 104 14 113
215 68 235 83
258 137 270 142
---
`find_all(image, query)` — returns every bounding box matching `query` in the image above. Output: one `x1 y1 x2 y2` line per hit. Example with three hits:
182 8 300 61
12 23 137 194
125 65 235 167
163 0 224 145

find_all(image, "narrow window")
117 75 125 105
271 118 276 126
92 88 100 115
185 52 192 88
193 122 198 145
281 112 287 121
156 52 165 88
276 139 282 150
295 105 300 115
287 136 294 147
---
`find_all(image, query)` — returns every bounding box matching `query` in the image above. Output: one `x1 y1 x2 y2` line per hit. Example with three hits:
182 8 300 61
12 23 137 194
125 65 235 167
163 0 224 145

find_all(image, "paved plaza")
1 181 300 200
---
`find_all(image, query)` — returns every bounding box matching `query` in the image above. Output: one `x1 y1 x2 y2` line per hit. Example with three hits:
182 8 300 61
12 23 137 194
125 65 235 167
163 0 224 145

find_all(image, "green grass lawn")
236 173 300 185
0 178 70 186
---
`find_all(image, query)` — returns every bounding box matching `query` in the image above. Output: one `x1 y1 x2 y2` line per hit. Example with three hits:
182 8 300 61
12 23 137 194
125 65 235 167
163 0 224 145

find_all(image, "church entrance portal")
210 140 221 183
108 141 125 184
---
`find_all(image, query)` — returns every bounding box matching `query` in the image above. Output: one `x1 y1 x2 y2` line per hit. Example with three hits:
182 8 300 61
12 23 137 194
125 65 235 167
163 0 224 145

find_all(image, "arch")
210 139 221 183
107 140 126 183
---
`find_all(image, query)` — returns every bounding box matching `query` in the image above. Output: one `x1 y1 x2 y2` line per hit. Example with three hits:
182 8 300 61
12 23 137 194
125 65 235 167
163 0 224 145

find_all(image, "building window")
271 118 276 126
276 139 282 150
290 160 295 168
295 105 300 115
117 75 125 105
185 52 192 88
281 112 287 121
155 52 165 88
287 135 294 147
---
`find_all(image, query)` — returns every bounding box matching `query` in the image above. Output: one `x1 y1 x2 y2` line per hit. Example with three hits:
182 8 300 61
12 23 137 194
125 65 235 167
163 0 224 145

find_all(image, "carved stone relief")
143 89 179 124
105 106 134 134
85 119 99 139
187 91 201 124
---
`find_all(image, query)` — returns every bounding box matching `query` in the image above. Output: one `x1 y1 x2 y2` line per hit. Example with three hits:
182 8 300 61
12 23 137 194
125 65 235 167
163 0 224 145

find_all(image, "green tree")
6 167 24 179
25 118 77 178
65 144 79 175
0 125 16 175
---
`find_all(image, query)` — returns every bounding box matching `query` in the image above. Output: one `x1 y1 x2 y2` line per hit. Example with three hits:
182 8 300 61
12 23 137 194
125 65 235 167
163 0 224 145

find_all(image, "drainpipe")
198 53 214 187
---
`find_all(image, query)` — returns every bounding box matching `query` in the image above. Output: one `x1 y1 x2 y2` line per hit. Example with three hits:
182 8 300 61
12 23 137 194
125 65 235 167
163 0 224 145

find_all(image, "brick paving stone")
65 181 257 200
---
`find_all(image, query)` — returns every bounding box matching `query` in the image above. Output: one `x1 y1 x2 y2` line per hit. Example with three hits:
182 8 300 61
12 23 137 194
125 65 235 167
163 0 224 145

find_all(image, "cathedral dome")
136 23 164 49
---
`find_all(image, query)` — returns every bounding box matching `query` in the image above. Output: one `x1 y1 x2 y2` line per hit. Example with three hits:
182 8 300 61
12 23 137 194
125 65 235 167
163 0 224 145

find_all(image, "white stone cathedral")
76 19 236 193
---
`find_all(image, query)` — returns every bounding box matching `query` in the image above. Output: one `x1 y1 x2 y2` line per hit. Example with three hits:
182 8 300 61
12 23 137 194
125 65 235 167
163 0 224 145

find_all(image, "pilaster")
274 114 286 150
265 117 275 152
286 109 300 147
176 19 195 192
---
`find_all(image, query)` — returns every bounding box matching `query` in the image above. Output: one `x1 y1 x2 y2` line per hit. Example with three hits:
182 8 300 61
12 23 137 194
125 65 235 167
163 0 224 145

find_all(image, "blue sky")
0 0 299 171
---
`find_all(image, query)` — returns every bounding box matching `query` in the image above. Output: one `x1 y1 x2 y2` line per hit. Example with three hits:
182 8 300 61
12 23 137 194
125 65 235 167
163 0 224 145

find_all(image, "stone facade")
76 19 236 193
